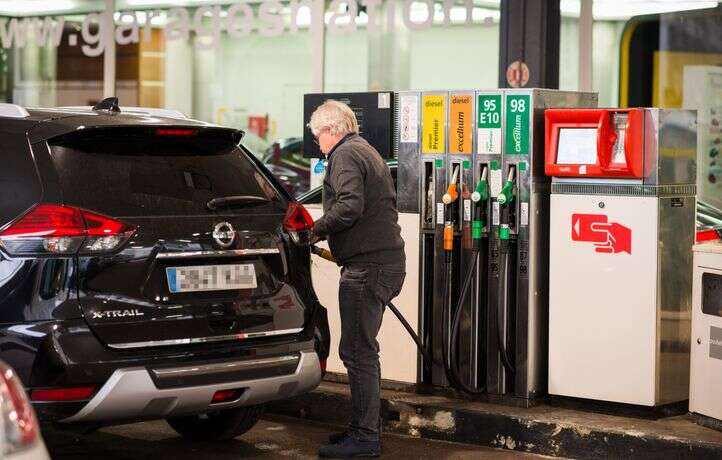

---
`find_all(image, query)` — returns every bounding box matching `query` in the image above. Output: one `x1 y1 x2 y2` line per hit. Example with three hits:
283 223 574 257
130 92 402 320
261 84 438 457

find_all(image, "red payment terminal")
544 108 649 179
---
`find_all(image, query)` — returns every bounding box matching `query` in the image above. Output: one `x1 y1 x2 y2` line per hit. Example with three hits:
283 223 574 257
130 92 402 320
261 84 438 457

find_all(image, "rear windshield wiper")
207 195 270 211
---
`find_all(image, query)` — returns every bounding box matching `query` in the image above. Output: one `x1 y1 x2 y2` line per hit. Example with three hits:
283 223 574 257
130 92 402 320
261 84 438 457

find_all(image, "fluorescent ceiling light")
123 0 230 6
114 10 168 26
0 0 76 15
560 0 719 20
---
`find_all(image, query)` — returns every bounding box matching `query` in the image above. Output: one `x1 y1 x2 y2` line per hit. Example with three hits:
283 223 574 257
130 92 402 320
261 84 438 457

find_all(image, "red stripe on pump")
697 229 721 242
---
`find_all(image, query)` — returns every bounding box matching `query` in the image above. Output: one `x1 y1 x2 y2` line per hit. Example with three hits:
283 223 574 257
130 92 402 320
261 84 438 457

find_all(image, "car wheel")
166 404 265 441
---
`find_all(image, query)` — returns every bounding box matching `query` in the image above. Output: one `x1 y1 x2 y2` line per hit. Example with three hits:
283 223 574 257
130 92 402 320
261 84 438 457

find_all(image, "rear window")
49 128 282 217
1 135 42 226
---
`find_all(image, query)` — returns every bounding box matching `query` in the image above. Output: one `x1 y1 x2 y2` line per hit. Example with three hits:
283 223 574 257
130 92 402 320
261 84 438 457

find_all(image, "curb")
268 382 722 459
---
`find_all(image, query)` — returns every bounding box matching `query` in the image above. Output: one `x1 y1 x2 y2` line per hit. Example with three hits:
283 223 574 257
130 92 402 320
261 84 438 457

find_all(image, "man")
309 100 406 458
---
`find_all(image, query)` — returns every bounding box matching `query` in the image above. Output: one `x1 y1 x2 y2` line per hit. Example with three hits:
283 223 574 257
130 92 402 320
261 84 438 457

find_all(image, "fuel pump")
486 89 597 405
447 168 490 394
397 88 597 403
441 165 461 384
416 91 451 387
496 166 517 374
443 91 478 389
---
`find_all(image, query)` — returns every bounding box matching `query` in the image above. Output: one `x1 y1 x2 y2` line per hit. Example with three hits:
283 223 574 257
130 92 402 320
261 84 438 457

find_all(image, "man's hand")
309 230 322 245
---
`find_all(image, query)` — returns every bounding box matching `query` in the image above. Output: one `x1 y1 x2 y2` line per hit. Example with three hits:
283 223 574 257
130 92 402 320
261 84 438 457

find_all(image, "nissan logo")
213 222 236 249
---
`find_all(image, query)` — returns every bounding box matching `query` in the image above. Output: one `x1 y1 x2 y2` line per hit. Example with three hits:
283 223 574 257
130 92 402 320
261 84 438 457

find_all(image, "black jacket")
312 134 405 266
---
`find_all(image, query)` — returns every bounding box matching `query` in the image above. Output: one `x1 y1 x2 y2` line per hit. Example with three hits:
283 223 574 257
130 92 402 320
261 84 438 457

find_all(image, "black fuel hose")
311 245 435 367
497 245 516 374
386 300 433 365
447 248 486 395
440 257 462 389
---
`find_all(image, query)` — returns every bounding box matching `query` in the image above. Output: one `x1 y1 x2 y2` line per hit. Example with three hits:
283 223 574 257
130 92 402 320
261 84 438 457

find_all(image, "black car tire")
166 404 265 441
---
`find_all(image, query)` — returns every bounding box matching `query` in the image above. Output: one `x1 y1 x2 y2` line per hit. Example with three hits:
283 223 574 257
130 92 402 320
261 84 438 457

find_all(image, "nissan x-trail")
0 100 329 440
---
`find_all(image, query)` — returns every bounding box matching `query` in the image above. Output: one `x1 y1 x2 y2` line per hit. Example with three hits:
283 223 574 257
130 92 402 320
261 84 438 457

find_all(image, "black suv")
0 100 329 440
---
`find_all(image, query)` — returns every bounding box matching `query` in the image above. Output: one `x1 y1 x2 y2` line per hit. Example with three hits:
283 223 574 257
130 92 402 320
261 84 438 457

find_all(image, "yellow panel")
422 95 445 154
653 51 722 108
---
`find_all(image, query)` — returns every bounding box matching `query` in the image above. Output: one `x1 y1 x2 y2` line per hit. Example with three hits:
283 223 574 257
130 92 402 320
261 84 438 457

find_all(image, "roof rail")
122 107 188 119
0 103 29 119
59 105 187 119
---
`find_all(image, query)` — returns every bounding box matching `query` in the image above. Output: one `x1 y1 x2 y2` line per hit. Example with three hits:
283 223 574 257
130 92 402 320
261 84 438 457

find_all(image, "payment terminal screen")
557 128 598 164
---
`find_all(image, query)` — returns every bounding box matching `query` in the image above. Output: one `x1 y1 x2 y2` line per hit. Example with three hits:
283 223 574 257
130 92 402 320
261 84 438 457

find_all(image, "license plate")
166 264 257 293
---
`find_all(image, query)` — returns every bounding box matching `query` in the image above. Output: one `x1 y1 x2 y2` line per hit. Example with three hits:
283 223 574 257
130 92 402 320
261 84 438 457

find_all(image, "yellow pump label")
422 95 445 154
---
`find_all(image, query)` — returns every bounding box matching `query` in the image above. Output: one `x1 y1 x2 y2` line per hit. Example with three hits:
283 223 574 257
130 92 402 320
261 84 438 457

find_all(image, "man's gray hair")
307 100 359 137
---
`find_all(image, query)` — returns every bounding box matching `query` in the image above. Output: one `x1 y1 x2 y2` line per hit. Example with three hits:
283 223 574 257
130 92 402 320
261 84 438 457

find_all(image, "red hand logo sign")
571 214 632 254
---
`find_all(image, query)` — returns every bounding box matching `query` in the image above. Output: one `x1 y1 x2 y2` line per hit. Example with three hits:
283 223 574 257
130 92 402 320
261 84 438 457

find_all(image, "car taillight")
284 202 314 232
0 364 40 455
283 202 314 245
0 204 136 257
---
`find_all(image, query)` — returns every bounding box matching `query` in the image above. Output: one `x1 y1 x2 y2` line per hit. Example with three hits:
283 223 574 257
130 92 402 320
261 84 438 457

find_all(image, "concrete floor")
44 415 546 459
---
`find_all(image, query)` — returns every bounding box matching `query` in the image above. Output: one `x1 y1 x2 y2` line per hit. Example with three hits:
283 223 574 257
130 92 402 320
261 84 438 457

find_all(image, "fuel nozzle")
442 166 460 206
311 245 336 263
471 167 490 249
497 166 516 207
442 166 460 260
497 166 517 247
471 167 490 204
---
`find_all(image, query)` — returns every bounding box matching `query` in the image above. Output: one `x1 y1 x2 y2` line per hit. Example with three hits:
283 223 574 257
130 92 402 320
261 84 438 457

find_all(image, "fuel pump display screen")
556 128 598 164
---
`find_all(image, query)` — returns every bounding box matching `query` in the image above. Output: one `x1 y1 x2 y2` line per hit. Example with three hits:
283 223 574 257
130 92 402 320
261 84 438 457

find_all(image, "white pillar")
367 0 410 91
311 0 326 92
578 0 593 92
103 0 116 98
309 0 326 190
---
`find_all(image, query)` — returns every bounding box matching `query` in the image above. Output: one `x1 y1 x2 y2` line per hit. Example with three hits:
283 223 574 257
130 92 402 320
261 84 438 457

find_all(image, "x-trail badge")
213 222 236 249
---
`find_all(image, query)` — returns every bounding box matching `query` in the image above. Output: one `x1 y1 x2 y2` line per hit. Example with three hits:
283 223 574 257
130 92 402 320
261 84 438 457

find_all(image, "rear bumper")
0 319 321 422
61 351 321 423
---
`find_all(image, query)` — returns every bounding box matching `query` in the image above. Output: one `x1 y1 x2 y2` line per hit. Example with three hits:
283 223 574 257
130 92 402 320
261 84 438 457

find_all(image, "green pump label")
504 95 530 155
478 95 502 128
477 94 502 154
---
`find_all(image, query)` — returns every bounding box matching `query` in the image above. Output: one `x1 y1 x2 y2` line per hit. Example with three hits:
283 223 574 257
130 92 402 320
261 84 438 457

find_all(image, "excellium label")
504 94 530 155
450 94 473 154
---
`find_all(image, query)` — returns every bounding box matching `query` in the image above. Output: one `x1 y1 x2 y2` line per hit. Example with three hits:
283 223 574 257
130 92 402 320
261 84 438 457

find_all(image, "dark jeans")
338 262 405 442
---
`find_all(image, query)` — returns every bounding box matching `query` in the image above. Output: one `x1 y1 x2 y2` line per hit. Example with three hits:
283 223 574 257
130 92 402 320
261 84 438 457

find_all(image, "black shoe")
328 431 351 444
329 431 383 447
318 436 381 458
